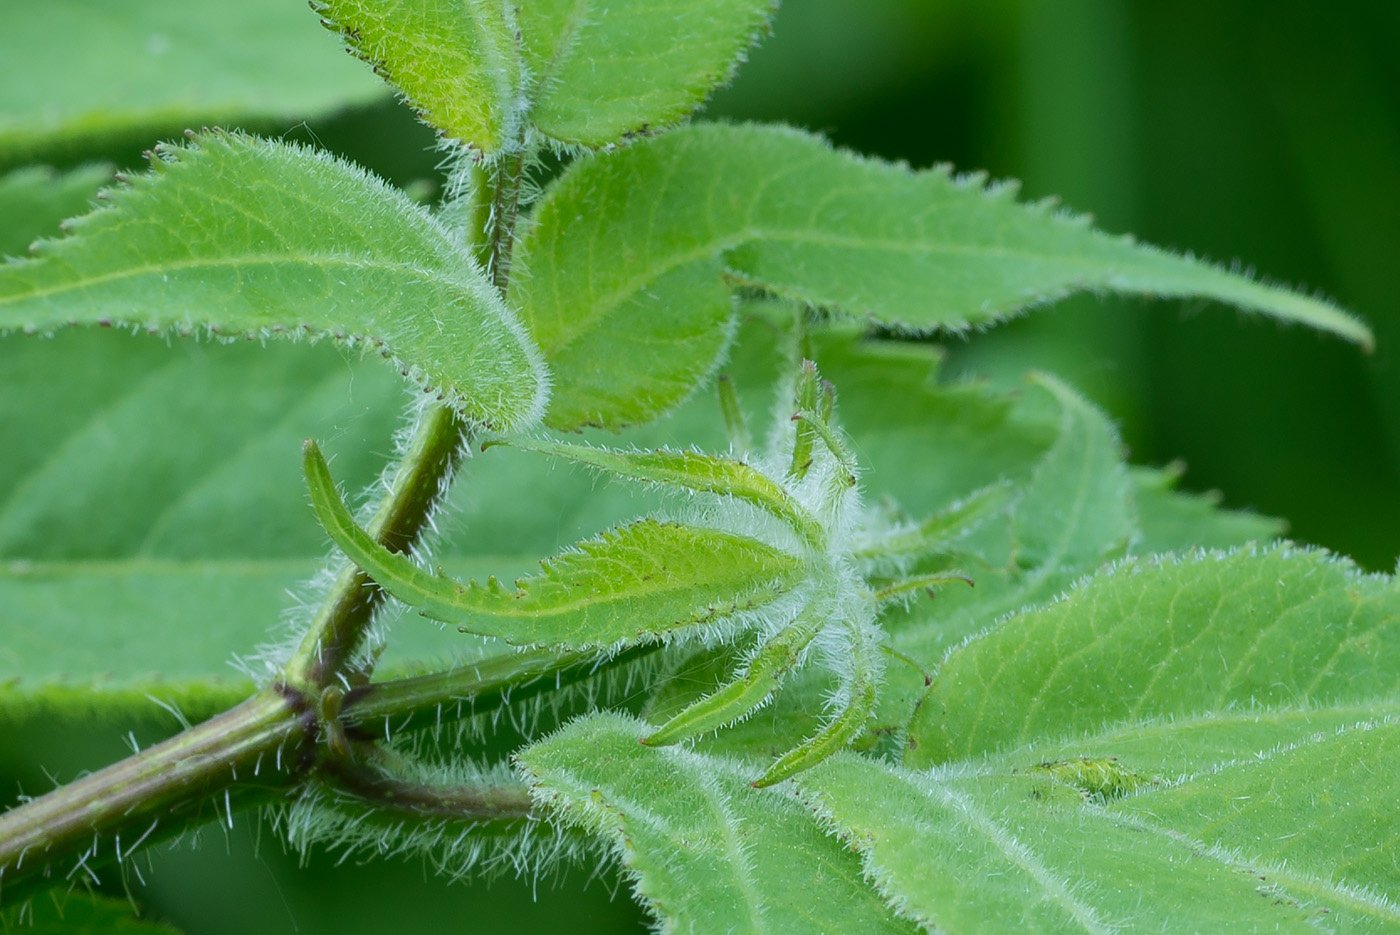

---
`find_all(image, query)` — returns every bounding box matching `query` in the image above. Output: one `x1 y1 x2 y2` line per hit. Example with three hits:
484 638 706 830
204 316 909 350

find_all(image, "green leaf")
794 756 1335 935
0 889 182 934
516 712 921 935
502 436 826 550
1130 463 1286 553
910 545 1400 767
514 125 1370 429
0 0 383 164
307 441 805 650
311 0 522 152
516 0 778 147
0 131 547 431
0 165 111 258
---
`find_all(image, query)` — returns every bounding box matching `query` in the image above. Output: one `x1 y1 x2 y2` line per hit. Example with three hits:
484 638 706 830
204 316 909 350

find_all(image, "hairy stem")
0 156 534 902
0 691 303 903
341 644 662 738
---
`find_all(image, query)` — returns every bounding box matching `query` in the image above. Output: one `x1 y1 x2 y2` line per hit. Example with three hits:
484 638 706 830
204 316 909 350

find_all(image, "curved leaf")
0 131 547 431
306 442 804 649
516 713 921 935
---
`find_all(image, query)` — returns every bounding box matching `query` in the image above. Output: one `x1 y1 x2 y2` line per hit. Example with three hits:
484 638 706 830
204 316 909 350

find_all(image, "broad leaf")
0 165 111 257
307 441 805 650
794 757 1341 934
517 0 778 146
516 712 921 935
513 124 1370 428
0 132 547 431
910 546 1400 766
311 0 522 152
310 0 777 152
0 0 383 163
799 546 1400 933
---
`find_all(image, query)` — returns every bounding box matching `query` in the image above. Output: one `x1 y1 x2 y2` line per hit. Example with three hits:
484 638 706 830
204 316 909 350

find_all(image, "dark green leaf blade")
0 131 547 431
516 712 922 935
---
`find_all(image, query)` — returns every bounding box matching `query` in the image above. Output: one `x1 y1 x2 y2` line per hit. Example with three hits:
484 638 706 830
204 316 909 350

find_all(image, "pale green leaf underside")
0 165 111 258
0 132 547 431
514 124 1368 429
516 0 778 146
911 545 1400 766
0 0 383 162
796 756 1357 935
307 441 803 649
312 0 521 151
517 712 921 935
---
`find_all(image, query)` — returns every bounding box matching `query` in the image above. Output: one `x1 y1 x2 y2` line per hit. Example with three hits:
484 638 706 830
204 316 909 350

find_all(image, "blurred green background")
4 0 1398 931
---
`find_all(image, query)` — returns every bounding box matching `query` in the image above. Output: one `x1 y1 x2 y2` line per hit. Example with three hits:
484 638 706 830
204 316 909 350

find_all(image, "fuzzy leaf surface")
0 165 111 257
308 443 803 649
0 0 383 162
794 756 1355 935
515 124 1369 429
311 0 521 151
516 0 777 146
910 546 1400 766
0 132 546 431
516 712 921 935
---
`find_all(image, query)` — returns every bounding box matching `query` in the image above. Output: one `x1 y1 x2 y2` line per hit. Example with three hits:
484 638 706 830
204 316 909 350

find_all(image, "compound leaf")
516 712 921 935
0 131 547 431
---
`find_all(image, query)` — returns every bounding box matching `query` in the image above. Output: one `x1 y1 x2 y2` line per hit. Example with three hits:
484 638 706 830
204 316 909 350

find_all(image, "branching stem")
0 153 537 903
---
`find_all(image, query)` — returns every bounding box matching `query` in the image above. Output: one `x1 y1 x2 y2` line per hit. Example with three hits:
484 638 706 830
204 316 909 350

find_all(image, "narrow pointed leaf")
514 124 1369 429
0 164 111 257
517 713 921 935
911 545 1400 766
306 442 804 649
0 132 547 431
311 0 522 152
794 757 1333 935
0 0 384 163
517 0 778 146
504 436 826 550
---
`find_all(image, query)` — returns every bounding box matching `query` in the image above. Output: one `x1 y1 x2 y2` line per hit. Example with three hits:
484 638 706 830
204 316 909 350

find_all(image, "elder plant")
0 1 1396 933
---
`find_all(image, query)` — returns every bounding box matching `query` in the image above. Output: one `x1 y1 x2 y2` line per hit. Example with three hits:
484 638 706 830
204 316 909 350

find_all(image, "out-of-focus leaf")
0 165 111 257
0 0 383 162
